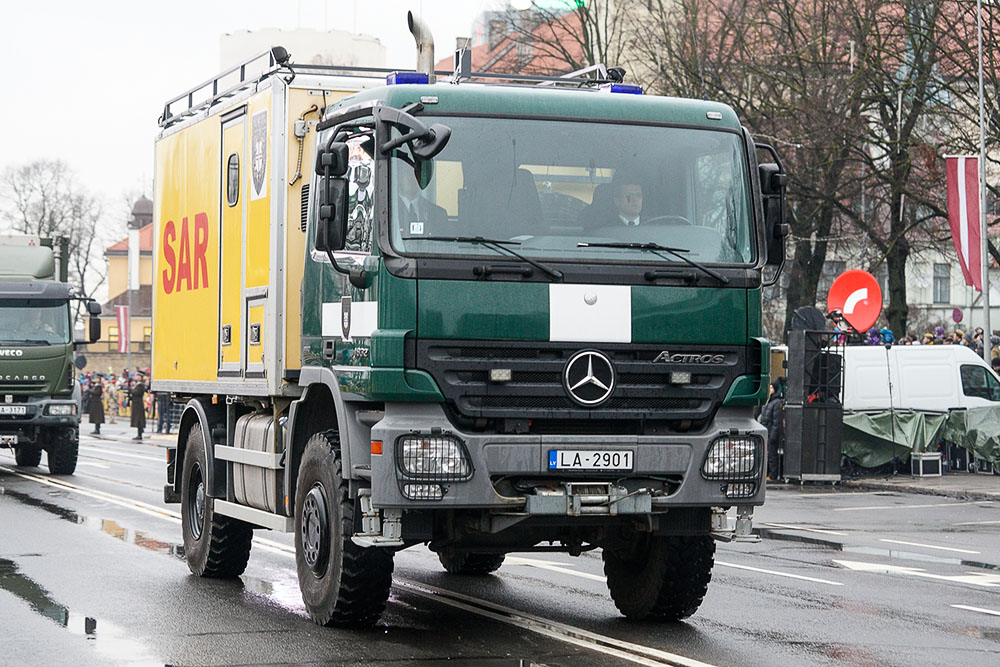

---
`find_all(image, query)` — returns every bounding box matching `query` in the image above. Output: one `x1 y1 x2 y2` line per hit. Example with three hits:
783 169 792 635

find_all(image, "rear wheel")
14 446 42 467
294 430 394 627
46 427 78 475
604 534 715 621
180 426 253 577
438 551 506 575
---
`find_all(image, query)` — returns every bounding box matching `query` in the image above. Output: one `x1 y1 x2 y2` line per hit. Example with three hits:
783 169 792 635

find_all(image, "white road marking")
834 501 991 512
506 556 609 582
954 520 1000 526
878 539 979 555
76 462 111 469
834 560 1000 587
792 492 884 498
760 522 847 536
716 561 844 586
80 445 164 463
951 604 1000 617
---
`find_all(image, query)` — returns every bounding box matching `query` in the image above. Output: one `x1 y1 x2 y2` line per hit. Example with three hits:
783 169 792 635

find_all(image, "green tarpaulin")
842 411 949 468
941 407 1000 464
842 407 1000 468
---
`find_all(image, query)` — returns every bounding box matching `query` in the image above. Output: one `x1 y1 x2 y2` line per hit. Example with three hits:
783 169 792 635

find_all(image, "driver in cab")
613 179 643 227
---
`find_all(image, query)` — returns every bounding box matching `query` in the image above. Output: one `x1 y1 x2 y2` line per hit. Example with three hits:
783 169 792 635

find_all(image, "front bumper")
0 397 78 445
369 403 766 511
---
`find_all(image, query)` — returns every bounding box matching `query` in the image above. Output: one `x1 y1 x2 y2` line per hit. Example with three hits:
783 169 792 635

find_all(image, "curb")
842 477 1000 501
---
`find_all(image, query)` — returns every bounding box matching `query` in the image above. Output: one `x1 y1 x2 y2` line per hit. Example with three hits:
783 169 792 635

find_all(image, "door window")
960 364 1000 401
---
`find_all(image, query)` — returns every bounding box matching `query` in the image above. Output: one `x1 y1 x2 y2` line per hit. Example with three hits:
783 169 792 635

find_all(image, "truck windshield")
0 299 71 345
388 116 755 265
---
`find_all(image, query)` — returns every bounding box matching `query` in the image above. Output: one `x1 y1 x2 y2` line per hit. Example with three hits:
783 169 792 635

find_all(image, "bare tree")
1 160 110 318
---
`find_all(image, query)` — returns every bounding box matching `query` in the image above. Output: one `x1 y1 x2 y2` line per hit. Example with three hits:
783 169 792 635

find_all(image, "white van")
841 344 1000 412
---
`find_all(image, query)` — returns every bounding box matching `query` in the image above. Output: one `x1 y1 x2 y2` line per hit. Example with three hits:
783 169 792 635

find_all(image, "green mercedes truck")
157 29 788 628
0 235 101 474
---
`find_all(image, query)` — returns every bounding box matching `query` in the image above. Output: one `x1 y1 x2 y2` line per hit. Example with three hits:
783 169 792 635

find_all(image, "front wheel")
604 534 715 621
14 446 42 467
294 431 394 627
180 426 253 577
46 427 78 475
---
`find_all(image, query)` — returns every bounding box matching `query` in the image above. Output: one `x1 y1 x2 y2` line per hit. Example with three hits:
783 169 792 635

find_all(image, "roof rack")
159 47 622 129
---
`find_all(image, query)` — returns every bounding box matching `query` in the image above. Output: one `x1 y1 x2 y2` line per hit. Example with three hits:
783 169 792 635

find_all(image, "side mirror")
758 162 789 267
86 300 102 316
88 315 101 343
315 141 349 177
315 177 349 252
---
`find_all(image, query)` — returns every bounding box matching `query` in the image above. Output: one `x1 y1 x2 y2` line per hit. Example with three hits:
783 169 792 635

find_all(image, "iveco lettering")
154 13 787 629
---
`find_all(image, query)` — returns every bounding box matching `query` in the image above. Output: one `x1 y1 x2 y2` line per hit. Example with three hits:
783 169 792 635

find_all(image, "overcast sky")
0 0 497 223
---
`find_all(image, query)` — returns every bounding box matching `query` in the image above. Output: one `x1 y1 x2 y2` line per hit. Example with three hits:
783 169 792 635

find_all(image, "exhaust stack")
407 11 436 83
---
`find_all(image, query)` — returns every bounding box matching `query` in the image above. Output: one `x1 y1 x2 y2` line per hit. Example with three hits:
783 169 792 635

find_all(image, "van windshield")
0 299 71 345
388 116 756 266
959 364 1000 401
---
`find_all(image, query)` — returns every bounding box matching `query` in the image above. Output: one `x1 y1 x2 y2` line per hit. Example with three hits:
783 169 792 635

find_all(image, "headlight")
702 435 761 481
396 434 472 481
46 404 77 416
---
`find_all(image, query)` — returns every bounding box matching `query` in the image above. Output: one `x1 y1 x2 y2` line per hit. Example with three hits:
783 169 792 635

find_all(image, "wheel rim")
301 483 330 575
188 461 205 541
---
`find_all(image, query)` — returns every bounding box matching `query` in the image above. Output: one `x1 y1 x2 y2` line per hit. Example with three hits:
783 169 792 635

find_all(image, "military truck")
0 235 101 474
155 15 787 627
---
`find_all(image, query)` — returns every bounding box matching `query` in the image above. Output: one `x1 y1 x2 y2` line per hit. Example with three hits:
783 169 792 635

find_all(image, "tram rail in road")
0 463 715 667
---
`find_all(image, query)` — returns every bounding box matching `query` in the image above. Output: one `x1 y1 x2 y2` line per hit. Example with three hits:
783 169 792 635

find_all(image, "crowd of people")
78 369 173 441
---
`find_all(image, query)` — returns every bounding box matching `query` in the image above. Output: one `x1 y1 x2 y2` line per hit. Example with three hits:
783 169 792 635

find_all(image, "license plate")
0 434 17 445
548 450 634 470
0 406 26 416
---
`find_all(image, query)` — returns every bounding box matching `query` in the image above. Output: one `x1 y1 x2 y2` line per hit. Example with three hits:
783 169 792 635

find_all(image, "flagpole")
978 0 991 361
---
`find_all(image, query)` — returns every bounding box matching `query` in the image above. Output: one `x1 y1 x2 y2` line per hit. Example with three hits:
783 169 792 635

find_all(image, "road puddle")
0 556 162 665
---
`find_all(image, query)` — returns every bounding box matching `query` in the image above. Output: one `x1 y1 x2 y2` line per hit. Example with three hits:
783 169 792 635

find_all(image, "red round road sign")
827 269 883 332
952 308 963 323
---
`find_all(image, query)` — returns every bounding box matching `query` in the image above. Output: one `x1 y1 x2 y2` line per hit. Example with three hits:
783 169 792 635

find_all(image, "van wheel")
46 428 78 475
294 431 394 627
604 534 715 621
438 552 506 575
14 446 42 467
181 427 253 577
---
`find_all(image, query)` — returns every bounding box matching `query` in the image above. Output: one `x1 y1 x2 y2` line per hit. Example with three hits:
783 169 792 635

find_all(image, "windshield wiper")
420 236 564 281
5 339 52 345
577 241 729 285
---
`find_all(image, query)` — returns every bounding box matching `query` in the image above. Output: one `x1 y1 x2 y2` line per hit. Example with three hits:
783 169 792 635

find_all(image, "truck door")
219 109 246 377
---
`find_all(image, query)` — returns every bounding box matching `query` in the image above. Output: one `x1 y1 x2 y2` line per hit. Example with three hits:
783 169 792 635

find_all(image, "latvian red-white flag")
945 156 982 291
115 305 129 354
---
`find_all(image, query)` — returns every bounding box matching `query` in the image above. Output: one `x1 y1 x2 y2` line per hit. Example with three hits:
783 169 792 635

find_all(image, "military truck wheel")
604 534 715 621
46 428 78 475
181 427 253 577
438 551 506 575
294 430 394 627
14 446 42 467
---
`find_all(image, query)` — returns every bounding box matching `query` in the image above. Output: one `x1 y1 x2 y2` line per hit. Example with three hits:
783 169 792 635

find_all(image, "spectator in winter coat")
758 380 784 481
87 378 105 435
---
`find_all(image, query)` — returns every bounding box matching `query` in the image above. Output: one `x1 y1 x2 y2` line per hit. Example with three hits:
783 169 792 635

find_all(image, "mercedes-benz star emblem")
563 350 616 407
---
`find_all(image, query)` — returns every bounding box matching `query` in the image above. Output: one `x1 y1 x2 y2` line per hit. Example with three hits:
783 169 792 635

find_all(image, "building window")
143 326 152 351
817 260 846 304
933 263 950 304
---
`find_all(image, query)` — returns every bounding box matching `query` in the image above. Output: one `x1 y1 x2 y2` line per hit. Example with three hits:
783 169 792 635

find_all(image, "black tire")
14 446 42 467
603 534 715 621
180 426 253 577
294 430 394 627
438 551 506 575
46 427 78 475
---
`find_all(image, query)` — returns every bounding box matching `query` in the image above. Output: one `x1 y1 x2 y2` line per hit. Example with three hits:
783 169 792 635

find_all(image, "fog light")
702 435 761 480
724 482 757 499
396 434 472 481
402 483 444 500
46 404 76 416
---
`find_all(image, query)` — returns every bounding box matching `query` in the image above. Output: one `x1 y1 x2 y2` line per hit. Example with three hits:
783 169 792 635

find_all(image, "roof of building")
106 222 154 256
101 286 152 318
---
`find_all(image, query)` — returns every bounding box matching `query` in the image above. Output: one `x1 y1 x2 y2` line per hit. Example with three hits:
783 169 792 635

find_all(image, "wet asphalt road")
1 434 998 666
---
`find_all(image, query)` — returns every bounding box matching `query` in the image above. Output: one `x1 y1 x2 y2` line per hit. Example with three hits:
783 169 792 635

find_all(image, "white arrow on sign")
834 560 1000 587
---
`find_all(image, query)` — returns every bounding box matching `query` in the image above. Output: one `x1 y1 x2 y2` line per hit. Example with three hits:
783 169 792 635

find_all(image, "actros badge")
563 349 616 407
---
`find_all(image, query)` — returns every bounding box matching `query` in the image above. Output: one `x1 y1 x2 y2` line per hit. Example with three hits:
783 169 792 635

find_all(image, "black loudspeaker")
783 404 843 481
786 330 843 405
